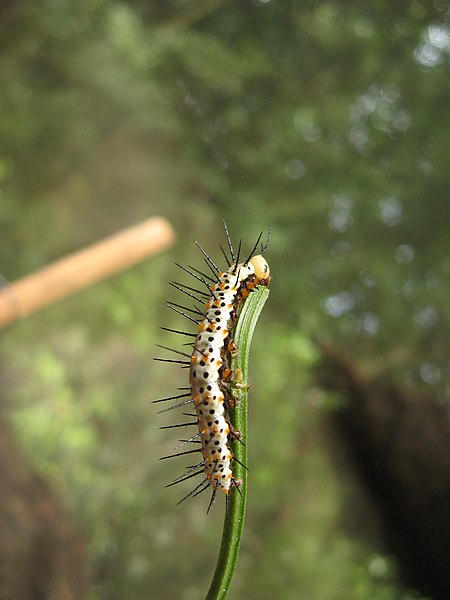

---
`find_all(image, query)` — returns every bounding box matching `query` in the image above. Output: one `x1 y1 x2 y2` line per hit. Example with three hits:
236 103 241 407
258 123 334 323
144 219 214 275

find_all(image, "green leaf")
205 286 270 600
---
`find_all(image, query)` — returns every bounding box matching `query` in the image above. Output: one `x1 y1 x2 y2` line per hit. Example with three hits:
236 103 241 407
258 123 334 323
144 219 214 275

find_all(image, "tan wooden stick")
0 216 175 328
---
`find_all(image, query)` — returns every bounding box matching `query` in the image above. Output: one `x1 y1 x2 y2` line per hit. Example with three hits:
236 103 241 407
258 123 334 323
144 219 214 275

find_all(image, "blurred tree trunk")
0 421 89 600
316 347 450 600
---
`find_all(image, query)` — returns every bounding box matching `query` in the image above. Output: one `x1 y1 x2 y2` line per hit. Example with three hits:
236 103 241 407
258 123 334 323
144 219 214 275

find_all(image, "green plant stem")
205 286 270 600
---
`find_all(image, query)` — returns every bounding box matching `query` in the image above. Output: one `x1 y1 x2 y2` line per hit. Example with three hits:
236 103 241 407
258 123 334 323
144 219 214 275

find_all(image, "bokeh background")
1 1 449 599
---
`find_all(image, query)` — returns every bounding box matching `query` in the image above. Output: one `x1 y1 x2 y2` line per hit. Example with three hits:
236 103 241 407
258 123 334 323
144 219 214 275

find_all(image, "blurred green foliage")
0 0 447 598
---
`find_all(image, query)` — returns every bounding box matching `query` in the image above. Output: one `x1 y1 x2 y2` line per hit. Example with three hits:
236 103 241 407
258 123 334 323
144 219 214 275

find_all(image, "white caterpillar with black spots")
155 224 270 509
191 254 270 495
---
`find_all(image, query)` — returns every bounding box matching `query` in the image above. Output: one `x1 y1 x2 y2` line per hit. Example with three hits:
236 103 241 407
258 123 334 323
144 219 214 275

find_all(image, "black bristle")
152 392 191 404
194 239 220 273
164 302 200 325
176 479 210 505
157 399 194 414
244 231 263 265
219 244 231 267
223 221 236 263
206 487 218 514
202 257 221 283
170 281 204 304
232 456 249 471
175 431 203 446
261 226 271 255
160 326 196 338
233 240 242 273
172 281 208 297
155 344 192 359
175 262 212 290
159 448 201 461
166 301 204 318
165 469 204 488
160 421 197 430
153 357 190 366
233 266 242 287
188 264 215 283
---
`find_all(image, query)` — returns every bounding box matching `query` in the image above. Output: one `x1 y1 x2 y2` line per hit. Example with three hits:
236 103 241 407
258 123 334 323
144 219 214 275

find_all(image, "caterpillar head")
249 255 270 282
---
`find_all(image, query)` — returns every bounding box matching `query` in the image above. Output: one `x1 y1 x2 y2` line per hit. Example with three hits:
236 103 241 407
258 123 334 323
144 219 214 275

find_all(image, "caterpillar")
154 222 270 511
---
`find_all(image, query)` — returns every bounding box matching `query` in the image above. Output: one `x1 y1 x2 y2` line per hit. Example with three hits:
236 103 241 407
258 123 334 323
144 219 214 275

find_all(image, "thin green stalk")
205 286 270 600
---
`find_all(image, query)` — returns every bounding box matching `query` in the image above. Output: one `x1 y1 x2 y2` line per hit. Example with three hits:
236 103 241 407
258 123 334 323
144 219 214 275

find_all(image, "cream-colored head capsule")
249 255 270 279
